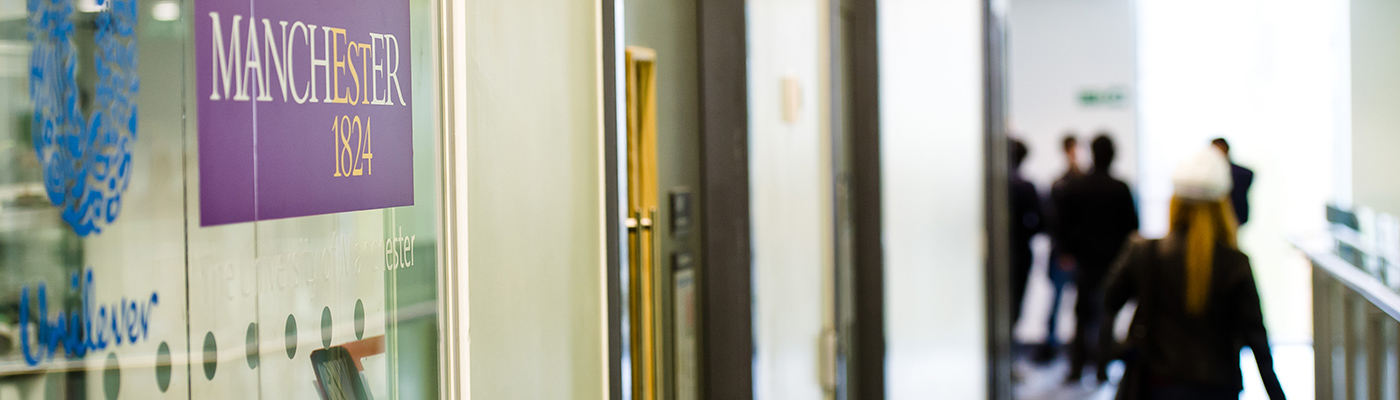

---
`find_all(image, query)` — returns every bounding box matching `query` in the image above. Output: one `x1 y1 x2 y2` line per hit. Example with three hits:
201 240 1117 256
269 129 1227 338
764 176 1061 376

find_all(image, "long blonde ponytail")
1169 196 1239 315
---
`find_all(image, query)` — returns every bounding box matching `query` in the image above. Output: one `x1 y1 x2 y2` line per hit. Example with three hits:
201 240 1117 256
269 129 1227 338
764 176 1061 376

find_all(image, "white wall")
1007 0 1138 189
1351 0 1400 216
879 0 987 398
458 1 606 398
1136 0 1343 345
747 0 833 398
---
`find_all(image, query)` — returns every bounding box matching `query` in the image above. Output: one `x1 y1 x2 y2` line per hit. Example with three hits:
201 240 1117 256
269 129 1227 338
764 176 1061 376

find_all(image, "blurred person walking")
1009 139 1044 327
1033 134 1084 363
1096 148 1285 400
1060 135 1139 382
1211 138 1254 226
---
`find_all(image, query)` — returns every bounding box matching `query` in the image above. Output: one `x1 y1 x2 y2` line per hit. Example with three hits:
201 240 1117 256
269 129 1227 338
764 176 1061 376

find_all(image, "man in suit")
1212 138 1254 226
1033 134 1084 363
1060 135 1139 382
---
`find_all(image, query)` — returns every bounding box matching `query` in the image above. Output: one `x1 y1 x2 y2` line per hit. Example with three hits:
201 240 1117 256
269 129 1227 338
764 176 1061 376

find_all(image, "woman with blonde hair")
1097 148 1285 400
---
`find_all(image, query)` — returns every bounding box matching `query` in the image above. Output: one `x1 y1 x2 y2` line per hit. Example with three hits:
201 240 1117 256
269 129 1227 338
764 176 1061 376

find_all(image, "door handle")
627 207 660 400
626 212 654 231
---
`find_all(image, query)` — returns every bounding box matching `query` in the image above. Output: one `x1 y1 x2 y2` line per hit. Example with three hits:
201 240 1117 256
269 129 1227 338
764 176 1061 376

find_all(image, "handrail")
1292 233 1400 321
1296 229 1398 400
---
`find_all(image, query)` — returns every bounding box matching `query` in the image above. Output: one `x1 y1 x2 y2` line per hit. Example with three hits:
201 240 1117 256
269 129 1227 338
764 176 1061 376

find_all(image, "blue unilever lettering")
28 0 140 236
18 269 159 367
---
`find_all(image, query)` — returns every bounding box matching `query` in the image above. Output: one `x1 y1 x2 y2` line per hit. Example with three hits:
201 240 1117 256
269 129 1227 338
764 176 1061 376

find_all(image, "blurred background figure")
1211 138 1254 227
1098 148 1285 400
1060 134 1140 383
1033 134 1083 364
1010 139 1045 331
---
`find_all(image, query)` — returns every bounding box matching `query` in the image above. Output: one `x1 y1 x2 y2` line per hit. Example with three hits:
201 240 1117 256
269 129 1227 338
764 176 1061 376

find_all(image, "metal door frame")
436 0 465 397
843 0 886 398
696 0 754 398
983 0 1013 399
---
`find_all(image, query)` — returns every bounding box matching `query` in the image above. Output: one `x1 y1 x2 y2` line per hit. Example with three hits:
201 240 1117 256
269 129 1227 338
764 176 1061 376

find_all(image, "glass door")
0 0 452 398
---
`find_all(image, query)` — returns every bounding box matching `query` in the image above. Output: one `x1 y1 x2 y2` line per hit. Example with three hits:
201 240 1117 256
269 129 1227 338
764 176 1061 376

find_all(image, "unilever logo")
19 269 160 366
28 0 139 236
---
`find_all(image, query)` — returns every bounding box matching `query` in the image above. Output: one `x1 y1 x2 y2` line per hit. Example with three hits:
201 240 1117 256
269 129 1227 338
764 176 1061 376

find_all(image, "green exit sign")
1078 87 1128 108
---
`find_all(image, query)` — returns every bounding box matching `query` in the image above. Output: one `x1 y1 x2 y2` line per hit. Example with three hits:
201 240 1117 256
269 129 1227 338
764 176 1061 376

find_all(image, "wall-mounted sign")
1077 86 1128 108
196 0 414 226
672 252 697 400
670 188 693 237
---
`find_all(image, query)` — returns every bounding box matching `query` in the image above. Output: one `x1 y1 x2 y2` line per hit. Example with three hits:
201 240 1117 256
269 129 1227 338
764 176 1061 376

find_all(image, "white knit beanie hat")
1172 148 1233 201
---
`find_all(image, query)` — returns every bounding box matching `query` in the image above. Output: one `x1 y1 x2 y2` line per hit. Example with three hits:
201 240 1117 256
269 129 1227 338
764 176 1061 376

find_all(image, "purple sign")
196 0 413 226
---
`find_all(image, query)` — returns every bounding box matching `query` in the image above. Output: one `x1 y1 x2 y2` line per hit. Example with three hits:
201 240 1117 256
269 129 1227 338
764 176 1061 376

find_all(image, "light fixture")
76 0 107 13
152 1 180 22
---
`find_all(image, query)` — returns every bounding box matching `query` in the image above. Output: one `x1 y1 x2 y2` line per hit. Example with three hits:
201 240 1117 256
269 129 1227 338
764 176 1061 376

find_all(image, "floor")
1013 354 1118 400
1013 344 1315 400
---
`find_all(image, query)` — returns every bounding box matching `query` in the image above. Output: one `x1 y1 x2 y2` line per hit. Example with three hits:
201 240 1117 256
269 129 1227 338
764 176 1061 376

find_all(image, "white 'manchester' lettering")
385 33 404 106
369 33 385 105
260 20 289 102
208 12 243 101
241 16 263 102
206 12 407 106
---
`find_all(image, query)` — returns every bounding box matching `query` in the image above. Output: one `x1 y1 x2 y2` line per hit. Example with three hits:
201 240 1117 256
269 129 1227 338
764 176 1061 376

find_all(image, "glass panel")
0 0 444 399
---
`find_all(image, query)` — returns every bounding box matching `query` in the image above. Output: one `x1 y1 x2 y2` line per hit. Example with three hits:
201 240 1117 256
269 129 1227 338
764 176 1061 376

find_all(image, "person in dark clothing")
1033 134 1084 363
1098 148 1285 400
1009 139 1044 326
1212 138 1254 226
1060 135 1139 382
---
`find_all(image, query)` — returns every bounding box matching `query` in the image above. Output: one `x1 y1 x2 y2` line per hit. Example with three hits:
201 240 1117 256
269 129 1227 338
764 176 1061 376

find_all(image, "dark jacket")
1048 168 1085 247
1060 170 1139 277
1011 174 1044 269
1230 163 1254 225
1100 238 1286 400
